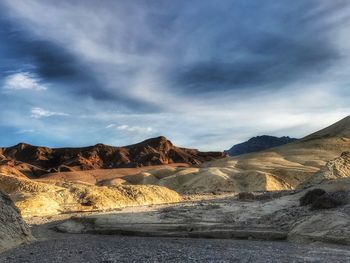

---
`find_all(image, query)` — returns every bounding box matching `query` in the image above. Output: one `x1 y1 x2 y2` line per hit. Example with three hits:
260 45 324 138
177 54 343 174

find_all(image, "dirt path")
1 234 350 263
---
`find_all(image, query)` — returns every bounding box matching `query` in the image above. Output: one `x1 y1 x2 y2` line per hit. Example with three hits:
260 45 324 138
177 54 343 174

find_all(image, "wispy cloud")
106 123 154 134
15 129 35 134
105 124 116 129
117 124 153 134
30 107 68 119
3 72 47 91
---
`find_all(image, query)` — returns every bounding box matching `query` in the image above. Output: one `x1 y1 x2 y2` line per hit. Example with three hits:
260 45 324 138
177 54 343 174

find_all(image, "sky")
0 0 350 150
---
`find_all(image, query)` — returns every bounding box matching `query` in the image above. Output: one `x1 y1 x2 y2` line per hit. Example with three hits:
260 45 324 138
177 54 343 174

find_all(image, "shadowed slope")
301 115 350 140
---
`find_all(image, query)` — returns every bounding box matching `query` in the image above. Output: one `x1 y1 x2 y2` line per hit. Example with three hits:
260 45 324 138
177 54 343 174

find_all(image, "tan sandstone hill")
0 173 181 217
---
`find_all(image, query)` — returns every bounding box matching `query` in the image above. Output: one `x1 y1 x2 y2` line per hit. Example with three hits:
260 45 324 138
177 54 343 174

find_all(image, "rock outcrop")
0 191 33 252
299 188 349 210
306 151 350 185
299 189 327 206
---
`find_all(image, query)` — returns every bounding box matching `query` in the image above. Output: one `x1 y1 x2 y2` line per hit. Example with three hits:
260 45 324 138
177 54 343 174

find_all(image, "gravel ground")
1 235 350 263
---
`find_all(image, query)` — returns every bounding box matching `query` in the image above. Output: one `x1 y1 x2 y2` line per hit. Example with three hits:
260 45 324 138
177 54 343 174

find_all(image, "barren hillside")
0 136 225 178
119 116 350 193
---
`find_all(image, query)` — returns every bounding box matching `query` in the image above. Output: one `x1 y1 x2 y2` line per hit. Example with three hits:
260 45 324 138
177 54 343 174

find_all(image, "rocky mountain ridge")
226 135 297 156
0 136 226 178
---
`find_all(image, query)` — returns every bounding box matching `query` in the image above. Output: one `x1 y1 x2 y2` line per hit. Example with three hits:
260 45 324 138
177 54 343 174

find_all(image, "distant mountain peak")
226 135 297 156
125 136 173 149
142 136 170 144
14 142 31 149
247 135 294 141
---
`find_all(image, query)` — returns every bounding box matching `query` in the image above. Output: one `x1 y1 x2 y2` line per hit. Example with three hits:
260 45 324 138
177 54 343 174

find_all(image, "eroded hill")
0 136 225 178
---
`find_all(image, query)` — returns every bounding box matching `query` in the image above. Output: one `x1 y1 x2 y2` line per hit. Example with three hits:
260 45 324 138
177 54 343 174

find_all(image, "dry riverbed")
1 189 350 262
2 234 350 263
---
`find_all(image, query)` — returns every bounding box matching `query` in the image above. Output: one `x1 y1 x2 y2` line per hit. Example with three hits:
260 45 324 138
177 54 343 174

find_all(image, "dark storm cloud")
175 34 338 92
0 9 163 112
0 13 112 101
172 0 342 92
1 0 348 97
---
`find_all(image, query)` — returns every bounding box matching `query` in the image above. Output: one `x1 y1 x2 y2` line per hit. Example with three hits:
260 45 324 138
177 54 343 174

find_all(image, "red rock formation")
0 136 226 178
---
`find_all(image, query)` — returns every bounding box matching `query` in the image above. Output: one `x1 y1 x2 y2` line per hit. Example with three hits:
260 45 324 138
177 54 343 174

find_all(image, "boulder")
300 188 349 210
238 192 255 201
311 193 342 210
299 189 326 206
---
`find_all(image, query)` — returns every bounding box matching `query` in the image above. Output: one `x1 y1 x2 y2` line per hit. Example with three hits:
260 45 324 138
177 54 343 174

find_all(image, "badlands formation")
0 136 222 218
0 136 225 178
34 116 350 194
0 116 349 257
124 116 350 193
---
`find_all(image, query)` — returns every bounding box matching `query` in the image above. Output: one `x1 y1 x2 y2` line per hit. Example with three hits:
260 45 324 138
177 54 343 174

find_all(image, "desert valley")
0 116 350 262
2 1 350 262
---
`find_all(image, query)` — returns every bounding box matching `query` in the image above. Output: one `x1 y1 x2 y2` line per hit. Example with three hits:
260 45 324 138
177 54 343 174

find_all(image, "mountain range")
0 136 225 178
1 116 350 194
226 135 297 156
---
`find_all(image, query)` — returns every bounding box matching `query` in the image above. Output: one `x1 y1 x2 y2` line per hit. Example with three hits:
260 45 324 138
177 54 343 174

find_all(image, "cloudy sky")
0 0 350 150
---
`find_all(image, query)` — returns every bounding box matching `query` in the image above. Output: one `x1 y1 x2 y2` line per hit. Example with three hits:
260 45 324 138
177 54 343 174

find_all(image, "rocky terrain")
226 135 297 156
0 191 33 252
0 136 225 178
